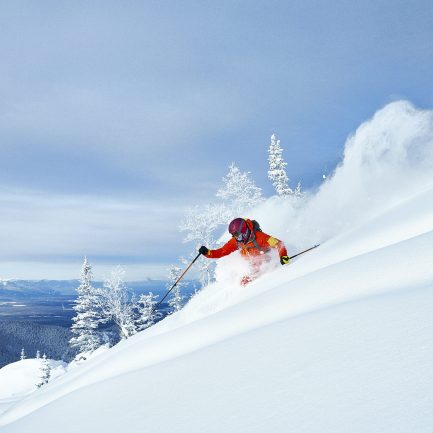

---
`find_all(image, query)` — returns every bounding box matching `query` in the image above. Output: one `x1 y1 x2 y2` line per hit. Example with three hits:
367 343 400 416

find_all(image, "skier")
199 218 290 285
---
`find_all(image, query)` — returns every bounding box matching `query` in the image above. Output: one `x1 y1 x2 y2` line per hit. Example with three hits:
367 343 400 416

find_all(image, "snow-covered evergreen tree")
268 134 293 196
216 163 263 217
98 266 136 340
180 203 230 287
20 348 26 361
69 258 102 356
180 204 230 245
294 181 305 198
36 350 41 359
167 266 185 314
134 292 161 331
36 354 51 388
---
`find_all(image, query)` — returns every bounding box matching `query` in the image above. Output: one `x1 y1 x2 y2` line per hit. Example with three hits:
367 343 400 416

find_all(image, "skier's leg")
240 275 252 286
240 257 263 286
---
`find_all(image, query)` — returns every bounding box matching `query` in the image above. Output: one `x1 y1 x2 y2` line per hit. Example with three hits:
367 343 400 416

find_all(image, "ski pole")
289 244 320 260
151 252 202 314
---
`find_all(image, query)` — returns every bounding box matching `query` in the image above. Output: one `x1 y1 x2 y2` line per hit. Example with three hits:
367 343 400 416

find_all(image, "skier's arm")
256 232 288 257
202 238 238 259
272 237 288 258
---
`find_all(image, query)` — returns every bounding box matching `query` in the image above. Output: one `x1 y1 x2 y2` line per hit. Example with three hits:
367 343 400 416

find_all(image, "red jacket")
205 220 287 260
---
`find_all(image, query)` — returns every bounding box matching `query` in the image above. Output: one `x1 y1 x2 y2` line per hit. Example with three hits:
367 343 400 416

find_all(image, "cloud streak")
0 189 193 279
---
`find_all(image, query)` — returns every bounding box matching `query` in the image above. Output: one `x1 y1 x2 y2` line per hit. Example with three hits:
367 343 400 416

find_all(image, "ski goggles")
233 231 244 241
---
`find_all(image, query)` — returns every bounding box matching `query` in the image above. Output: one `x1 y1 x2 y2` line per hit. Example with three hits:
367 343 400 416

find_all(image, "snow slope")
0 101 432 432
0 359 67 416
0 184 432 432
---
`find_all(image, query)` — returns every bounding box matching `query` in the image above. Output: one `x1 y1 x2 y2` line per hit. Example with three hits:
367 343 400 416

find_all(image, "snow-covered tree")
167 266 186 314
69 258 102 356
36 350 41 359
98 266 136 340
20 348 26 361
36 354 51 388
216 163 263 217
134 292 161 331
180 203 230 287
268 134 293 196
294 181 305 198
180 204 230 245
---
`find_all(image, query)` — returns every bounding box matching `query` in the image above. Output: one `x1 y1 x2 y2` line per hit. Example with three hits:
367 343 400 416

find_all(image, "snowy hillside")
0 359 66 417
0 101 432 433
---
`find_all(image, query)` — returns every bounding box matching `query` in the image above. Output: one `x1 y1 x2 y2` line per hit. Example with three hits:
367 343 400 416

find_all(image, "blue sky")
1 0 432 280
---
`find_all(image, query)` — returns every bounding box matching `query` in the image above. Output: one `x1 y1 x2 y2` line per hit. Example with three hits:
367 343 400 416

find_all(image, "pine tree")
36 350 41 359
36 354 51 388
20 348 26 361
167 266 185 314
180 204 230 245
294 181 305 198
98 266 136 340
70 258 102 356
134 292 161 331
216 163 263 216
268 134 293 196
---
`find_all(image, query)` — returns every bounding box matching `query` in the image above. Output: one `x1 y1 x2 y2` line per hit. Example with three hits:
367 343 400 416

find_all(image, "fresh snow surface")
0 359 67 416
0 101 433 432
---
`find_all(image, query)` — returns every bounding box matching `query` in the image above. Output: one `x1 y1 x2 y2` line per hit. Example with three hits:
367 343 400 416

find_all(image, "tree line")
68 260 187 359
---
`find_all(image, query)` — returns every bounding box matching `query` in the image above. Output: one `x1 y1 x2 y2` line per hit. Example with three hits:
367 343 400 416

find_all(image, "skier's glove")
280 255 290 265
199 246 209 256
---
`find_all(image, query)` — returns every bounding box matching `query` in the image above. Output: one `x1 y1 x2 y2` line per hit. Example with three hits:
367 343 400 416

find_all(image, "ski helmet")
228 218 250 242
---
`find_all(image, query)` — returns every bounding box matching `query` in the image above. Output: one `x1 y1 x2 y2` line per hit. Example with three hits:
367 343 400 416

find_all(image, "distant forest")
0 321 74 368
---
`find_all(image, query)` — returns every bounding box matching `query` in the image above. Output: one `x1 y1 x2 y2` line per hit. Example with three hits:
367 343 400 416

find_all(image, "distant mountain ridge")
0 279 198 298
0 280 80 297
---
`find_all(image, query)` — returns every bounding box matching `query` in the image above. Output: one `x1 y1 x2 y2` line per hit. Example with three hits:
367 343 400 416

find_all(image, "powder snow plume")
250 100 433 251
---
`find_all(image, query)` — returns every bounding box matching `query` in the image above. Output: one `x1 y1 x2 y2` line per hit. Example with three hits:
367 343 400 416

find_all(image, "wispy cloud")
0 189 194 279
